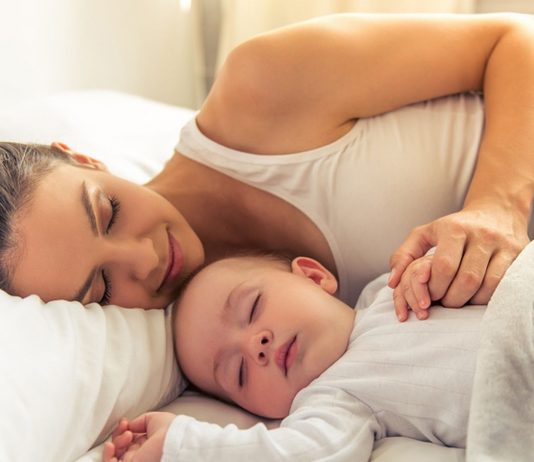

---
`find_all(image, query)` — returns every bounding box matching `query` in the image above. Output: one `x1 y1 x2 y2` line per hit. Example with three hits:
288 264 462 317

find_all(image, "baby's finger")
102 442 117 462
410 260 432 310
113 431 134 460
410 279 431 310
113 431 133 448
412 306 429 320
394 287 409 322
402 279 420 313
112 419 129 439
402 281 429 320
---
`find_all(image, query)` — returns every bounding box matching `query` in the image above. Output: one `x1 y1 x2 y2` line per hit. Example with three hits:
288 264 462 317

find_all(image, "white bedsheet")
77 392 465 462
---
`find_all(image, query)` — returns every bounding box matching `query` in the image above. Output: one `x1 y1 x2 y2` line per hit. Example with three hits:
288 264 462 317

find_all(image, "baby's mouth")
275 336 297 376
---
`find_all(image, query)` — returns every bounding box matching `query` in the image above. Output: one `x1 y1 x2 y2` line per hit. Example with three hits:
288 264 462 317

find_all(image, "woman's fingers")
440 243 492 307
389 220 466 304
426 232 465 302
392 206 529 308
469 251 514 305
389 224 434 288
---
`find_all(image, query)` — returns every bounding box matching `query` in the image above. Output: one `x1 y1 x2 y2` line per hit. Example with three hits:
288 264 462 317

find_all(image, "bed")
0 89 477 461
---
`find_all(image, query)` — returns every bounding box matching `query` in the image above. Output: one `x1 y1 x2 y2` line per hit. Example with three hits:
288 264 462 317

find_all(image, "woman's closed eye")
99 269 112 305
98 196 120 305
106 195 121 233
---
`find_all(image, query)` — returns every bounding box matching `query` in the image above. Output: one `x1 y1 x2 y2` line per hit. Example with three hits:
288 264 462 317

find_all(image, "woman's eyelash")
249 293 260 323
100 270 112 305
106 196 121 233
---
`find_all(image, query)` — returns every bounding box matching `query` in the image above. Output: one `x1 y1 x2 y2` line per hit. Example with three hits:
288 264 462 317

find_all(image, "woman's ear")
51 142 108 172
290 256 338 295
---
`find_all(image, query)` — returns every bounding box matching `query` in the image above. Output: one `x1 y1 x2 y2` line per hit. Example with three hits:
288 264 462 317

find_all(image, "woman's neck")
146 151 337 270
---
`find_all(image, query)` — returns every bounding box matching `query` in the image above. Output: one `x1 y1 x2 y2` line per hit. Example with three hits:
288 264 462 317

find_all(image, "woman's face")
9 157 204 309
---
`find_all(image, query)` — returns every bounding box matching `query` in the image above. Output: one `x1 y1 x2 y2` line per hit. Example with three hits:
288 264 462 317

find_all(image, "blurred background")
1 0 533 110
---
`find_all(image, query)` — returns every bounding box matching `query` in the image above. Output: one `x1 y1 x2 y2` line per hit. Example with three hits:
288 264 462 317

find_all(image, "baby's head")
172 254 355 419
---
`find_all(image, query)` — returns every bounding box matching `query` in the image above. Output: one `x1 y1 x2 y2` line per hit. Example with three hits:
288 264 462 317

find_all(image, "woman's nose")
107 237 159 280
247 330 273 366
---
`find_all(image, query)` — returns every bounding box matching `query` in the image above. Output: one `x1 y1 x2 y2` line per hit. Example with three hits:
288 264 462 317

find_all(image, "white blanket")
467 241 534 461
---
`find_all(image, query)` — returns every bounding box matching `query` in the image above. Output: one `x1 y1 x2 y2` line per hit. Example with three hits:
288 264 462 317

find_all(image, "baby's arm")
393 255 434 322
103 392 379 461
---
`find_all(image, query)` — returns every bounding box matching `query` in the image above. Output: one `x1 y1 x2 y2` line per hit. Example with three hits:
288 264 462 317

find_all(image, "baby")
103 254 484 462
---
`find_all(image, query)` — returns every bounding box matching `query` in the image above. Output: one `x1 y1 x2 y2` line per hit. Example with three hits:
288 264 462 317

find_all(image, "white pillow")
0 90 194 183
0 90 194 461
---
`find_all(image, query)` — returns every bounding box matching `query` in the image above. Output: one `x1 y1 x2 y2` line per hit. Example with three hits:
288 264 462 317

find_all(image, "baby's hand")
393 255 433 322
102 412 175 462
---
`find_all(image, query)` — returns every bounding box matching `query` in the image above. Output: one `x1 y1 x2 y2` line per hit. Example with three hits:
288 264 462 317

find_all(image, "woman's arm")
202 13 534 308
388 13 534 309
201 14 531 151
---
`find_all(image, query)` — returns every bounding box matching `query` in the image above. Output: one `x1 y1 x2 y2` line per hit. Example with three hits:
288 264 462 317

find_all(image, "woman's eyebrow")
73 182 99 303
80 181 98 237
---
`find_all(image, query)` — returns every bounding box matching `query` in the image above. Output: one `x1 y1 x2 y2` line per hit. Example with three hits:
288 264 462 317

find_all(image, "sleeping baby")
103 253 483 462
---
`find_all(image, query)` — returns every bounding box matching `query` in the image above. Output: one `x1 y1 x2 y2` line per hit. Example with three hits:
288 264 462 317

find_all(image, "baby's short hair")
180 249 290 296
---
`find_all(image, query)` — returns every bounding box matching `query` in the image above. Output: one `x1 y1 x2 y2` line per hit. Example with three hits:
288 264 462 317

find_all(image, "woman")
3 13 534 319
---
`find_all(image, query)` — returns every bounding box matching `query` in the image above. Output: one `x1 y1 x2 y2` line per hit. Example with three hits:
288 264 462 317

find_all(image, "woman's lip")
275 336 297 376
158 230 184 292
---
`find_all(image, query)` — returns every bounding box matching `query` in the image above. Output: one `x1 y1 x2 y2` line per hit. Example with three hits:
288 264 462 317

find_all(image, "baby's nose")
249 330 273 366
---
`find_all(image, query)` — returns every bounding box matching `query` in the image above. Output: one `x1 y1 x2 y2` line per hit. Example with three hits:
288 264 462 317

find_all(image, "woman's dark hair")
0 142 76 291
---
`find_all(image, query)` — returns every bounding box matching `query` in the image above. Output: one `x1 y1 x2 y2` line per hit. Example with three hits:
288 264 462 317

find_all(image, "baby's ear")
290 257 338 294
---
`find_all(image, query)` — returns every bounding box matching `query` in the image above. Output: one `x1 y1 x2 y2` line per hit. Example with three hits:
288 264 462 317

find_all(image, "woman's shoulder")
197 31 350 155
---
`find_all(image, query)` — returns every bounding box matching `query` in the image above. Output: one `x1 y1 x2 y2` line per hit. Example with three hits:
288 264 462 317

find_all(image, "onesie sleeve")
161 387 380 462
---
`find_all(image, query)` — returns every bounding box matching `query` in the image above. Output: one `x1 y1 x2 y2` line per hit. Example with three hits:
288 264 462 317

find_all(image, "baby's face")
173 256 355 419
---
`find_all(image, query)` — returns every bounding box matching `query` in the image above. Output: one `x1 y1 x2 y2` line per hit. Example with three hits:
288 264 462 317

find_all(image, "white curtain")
215 0 476 70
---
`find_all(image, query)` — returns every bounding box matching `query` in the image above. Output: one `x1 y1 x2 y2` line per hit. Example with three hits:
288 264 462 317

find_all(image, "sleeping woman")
1 13 533 318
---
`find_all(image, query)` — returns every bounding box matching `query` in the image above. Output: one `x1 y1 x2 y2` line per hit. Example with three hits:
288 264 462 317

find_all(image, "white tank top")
176 94 484 306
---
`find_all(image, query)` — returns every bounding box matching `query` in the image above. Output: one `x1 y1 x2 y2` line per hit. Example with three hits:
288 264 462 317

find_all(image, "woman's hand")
102 412 176 462
389 204 529 312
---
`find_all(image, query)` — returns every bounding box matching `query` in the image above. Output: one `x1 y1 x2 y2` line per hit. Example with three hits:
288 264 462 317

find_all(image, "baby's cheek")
242 383 295 420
